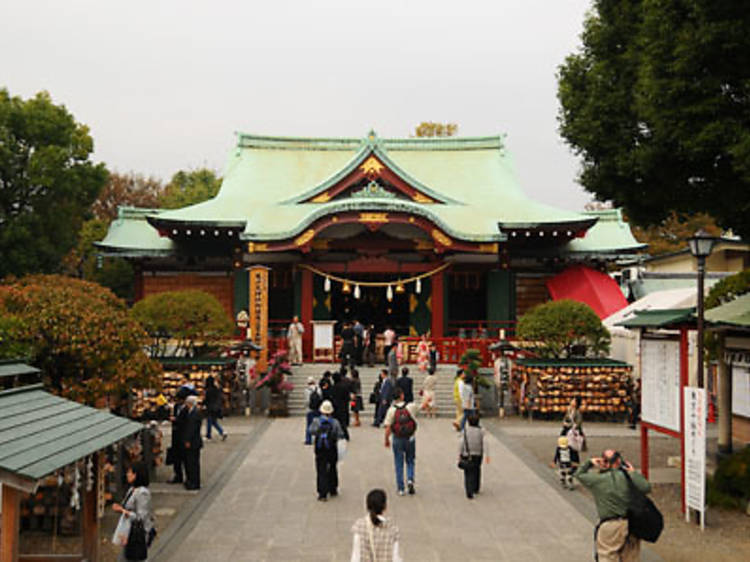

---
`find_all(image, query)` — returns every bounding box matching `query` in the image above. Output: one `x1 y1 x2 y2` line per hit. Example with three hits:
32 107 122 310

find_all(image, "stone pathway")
159 416 621 561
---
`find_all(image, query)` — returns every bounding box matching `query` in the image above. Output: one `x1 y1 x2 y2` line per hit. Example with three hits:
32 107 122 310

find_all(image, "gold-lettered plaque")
249 266 270 373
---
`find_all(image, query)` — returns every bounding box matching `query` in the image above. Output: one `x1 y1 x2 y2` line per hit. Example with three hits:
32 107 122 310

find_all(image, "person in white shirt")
287 316 305 365
458 374 476 431
383 387 419 496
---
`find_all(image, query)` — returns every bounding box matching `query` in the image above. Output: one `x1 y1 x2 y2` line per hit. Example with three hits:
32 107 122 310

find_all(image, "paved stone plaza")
154 412 662 561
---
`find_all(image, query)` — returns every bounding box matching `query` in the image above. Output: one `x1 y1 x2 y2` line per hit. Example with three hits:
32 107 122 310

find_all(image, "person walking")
350 369 363 427
419 369 437 417
383 387 418 496
308 400 345 501
458 372 476 431
331 370 352 440
167 388 188 484
416 334 430 373
203 376 227 441
383 326 396 365
340 322 356 371
287 315 305 365
305 376 322 445
112 462 155 562
387 336 399 379
575 449 652 561
350 489 402 562
181 395 203 490
353 319 365 366
395 367 413 404
458 413 489 499
374 369 394 427
452 370 464 431
371 371 383 426
562 396 586 450
363 324 377 367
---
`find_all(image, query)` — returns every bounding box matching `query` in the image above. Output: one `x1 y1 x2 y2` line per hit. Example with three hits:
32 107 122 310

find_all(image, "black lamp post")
688 229 716 388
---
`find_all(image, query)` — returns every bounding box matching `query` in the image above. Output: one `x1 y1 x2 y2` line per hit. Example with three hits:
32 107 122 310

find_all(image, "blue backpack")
315 417 337 451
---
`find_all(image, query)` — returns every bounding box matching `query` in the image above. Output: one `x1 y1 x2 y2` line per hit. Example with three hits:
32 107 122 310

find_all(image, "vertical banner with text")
684 386 706 528
249 266 269 373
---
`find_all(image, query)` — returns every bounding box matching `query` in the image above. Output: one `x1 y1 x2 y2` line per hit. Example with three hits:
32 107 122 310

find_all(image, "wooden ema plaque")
249 266 269 372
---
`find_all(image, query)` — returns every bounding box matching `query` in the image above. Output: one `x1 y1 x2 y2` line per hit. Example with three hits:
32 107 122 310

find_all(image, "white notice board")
641 339 681 432
732 365 750 418
313 322 335 349
684 387 706 527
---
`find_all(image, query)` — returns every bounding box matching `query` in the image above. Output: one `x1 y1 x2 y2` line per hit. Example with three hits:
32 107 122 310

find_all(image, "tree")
92 171 164 222
158 168 221 209
631 211 722 256
131 290 233 357
516 299 611 358
0 275 161 404
557 1 750 238
0 90 108 278
414 122 459 138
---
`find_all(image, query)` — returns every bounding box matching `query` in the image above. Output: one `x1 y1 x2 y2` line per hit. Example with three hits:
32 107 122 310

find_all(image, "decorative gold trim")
478 243 499 253
359 212 389 223
360 156 384 177
295 229 315 247
408 217 415 223
412 192 434 204
414 239 434 251
311 191 331 203
431 229 453 247
311 239 330 250
247 242 269 253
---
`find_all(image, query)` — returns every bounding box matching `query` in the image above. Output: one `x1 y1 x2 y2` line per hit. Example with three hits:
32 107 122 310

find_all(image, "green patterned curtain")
409 277 432 336
312 274 331 320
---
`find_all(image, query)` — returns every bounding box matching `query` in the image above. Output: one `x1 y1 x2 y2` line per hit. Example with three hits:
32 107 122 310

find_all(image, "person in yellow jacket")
452 369 464 431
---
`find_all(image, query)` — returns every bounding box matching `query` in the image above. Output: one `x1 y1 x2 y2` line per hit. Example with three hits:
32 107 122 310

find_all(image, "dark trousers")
375 401 390 426
315 448 338 498
383 345 393 365
463 455 482 497
334 412 350 440
184 447 201 489
305 411 318 444
171 445 185 482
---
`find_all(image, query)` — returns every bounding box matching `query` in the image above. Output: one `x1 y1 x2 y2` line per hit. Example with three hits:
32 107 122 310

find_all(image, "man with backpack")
383 387 419 496
307 400 345 501
575 449 654 561
304 377 321 445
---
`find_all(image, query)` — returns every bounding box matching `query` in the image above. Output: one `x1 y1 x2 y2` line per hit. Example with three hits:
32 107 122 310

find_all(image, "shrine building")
97 131 644 360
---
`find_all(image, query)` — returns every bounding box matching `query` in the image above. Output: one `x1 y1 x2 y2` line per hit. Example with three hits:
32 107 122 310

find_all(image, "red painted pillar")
680 327 689 514
641 424 649 479
431 272 444 339
301 268 313 361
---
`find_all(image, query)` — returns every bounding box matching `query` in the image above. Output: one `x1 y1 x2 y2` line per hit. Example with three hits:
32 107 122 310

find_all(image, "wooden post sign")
249 266 269 373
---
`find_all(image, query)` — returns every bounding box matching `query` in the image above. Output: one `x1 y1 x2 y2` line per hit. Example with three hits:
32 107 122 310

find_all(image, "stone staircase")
286 363 460 417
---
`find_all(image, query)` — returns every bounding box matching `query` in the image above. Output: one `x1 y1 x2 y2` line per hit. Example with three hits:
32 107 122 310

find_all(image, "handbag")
125 517 148 560
622 469 663 543
369 391 378 405
165 446 175 466
457 429 472 470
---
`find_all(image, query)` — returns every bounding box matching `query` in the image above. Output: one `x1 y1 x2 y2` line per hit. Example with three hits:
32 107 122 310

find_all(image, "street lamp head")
688 229 716 259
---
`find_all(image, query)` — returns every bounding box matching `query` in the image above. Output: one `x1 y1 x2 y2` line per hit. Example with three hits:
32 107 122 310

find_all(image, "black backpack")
392 406 416 438
621 469 663 543
315 417 337 451
309 389 322 411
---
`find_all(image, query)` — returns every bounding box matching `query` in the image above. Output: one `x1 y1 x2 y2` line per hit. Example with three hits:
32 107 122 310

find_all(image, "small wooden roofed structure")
0 368 143 562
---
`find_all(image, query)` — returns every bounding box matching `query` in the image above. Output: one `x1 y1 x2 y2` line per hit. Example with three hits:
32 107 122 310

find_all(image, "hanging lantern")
342 281 352 294
395 280 406 294
354 284 360 299
386 284 393 302
324 276 331 293
415 277 421 294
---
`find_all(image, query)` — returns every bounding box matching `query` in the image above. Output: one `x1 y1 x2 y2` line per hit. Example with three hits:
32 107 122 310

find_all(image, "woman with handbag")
562 396 586 450
457 414 490 499
112 462 156 561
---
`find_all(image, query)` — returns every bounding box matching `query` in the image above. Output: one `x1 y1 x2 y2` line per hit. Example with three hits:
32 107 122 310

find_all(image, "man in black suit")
182 395 203 490
167 388 189 484
331 370 352 440
396 367 414 404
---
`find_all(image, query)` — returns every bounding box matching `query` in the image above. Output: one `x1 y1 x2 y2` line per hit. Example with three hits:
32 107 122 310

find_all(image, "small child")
553 436 579 489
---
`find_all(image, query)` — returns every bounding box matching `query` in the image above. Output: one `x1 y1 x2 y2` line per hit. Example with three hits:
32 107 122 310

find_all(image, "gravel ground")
499 418 750 562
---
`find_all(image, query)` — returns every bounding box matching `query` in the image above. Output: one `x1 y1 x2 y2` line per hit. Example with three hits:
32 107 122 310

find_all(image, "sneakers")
407 481 415 495
221 434 228 442
397 489 405 496
317 496 327 502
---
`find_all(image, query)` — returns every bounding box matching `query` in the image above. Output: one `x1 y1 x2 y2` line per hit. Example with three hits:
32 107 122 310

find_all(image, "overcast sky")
1 0 595 211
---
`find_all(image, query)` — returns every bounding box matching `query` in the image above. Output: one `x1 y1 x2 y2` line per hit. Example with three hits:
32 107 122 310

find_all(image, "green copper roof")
97 132 644 255
705 292 750 329
0 386 142 482
616 308 696 328
149 132 589 242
